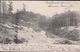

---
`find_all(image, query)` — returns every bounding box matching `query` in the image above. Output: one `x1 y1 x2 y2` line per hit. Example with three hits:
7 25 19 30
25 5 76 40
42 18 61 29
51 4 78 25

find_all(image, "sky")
5 1 80 17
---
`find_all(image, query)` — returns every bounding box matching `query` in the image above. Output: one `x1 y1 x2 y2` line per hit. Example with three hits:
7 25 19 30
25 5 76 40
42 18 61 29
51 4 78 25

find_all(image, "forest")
0 1 80 44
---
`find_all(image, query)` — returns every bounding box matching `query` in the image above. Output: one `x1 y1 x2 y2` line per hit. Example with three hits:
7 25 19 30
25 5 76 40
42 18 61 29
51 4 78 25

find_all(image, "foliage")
1 1 8 14
0 1 80 44
65 29 80 41
51 11 79 29
8 1 13 15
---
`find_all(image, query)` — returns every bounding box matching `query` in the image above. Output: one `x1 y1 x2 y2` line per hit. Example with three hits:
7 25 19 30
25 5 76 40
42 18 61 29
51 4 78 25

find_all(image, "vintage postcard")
0 0 80 52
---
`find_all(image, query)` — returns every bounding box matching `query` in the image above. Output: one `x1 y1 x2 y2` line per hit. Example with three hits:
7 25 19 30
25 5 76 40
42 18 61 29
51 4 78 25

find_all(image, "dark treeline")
0 1 80 31
51 11 79 29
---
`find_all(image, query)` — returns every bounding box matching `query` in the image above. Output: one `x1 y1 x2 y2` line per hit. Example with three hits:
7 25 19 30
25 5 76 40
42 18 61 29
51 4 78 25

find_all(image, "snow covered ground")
0 23 55 44
0 23 80 45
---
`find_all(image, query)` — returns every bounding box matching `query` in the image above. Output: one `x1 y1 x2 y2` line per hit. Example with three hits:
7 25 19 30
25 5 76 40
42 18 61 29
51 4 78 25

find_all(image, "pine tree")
2 1 8 16
23 3 26 13
8 1 13 15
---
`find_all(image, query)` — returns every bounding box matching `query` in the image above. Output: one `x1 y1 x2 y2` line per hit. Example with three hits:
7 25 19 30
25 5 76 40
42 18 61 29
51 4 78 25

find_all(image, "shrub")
65 29 80 41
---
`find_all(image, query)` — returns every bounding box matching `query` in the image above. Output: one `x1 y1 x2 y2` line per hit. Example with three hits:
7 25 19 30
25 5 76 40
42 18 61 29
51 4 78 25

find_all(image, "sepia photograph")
0 0 80 51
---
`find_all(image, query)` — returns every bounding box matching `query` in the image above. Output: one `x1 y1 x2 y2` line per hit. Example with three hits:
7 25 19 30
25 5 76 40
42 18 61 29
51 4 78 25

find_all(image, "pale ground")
0 22 80 45
0 23 80 51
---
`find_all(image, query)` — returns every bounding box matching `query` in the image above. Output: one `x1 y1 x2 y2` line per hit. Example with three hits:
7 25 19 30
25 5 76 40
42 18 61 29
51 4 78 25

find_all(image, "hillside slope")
0 23 79 45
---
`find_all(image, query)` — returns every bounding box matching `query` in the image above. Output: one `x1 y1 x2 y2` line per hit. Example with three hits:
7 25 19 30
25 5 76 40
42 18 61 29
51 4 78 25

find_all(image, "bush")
52 28 69 37
52 28 80 41
65 29 80 41
56 39 74 44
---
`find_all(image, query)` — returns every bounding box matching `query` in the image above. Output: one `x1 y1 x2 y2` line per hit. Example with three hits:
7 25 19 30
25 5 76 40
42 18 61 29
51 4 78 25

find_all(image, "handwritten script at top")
46 1 79 9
